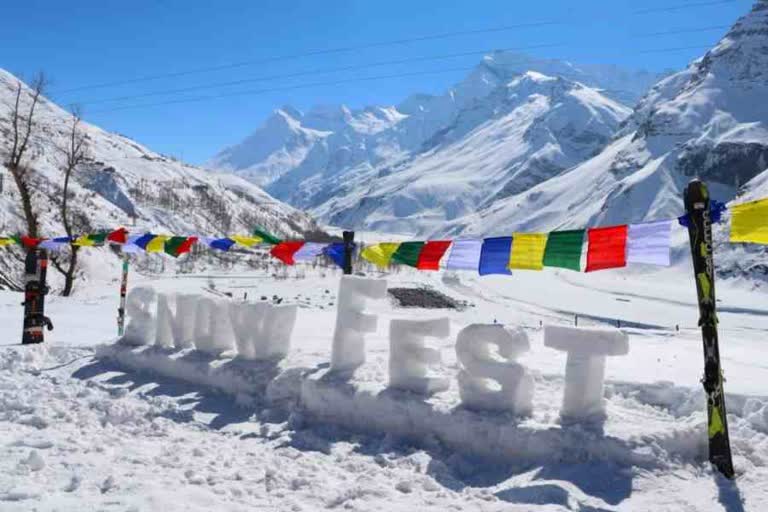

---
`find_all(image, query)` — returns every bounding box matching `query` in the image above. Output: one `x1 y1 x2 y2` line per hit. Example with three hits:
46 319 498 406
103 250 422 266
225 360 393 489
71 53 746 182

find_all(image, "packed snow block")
388 318 450 395
97 344 292 400
173 294 199 349
330 275 388 373
258 304 297 360
544 325 629 422
456 324 533 415
154 293 176 348
229 302 297 361
194 298 235 356
121 286 157 346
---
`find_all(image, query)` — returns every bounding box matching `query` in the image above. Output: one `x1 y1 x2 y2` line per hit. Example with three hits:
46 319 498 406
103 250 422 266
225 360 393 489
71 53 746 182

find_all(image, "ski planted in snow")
22 248 53 344
117 254 129 337
683 179 735 479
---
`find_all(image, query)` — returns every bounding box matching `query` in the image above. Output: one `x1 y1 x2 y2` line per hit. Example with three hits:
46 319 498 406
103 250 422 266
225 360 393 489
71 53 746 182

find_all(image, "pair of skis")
684 179 735 479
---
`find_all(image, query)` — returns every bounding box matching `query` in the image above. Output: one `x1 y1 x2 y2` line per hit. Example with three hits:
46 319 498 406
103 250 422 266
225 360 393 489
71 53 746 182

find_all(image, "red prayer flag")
177 236 198 256
107 227 129 244
21 236 43 249
585 225 628 272
270 241 305 265
416 241 452 270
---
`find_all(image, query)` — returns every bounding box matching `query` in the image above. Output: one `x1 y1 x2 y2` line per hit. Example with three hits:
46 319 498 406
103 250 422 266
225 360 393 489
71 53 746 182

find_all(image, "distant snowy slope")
206 51 656 212
448 0 768 237
0 69 323 289
312 72 630 235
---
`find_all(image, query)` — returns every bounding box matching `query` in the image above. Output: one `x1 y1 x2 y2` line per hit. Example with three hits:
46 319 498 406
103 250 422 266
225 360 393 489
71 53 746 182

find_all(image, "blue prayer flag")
479 237 513 276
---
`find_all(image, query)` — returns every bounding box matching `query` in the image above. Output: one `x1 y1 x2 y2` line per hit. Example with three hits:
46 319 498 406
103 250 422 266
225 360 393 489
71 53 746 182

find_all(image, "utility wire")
633 25 732 37
69 43 566 107
51 20 563 94
633 0 741 15
87 66 476 115
52 0 746 95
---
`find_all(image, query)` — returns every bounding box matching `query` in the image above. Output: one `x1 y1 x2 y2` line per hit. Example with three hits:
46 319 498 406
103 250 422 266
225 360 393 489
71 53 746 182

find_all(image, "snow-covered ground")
1 262 767 511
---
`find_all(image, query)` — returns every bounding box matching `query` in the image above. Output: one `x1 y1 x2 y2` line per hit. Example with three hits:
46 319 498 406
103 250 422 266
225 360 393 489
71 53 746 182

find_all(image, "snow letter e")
122 286 157 346
389 318 450 395
456 324 533 415
544 325 629 422
330 275 387 373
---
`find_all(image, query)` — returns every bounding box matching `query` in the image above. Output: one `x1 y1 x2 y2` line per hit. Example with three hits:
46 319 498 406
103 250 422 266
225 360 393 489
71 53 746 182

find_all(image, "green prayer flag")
252 227 282 245
391 241 425 268
543 230 584 272
164 236 189 257
88 232 109 245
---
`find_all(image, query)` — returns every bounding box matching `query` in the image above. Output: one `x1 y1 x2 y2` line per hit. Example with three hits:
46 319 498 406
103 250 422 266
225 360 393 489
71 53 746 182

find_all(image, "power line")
52 20 563 94
633 0 741 15
633 25 732 37
68 43 566 107
86 66 476 115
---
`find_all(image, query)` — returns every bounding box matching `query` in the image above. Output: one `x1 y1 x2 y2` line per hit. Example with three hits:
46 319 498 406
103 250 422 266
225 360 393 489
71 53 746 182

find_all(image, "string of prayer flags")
543 230 584 272
416 241 452 270
252 227 282 245
509 233 548 271
361 243 400 268
730 197 768 244
270 241 306 265
479 237 513 276
446 240 482 270
73 232 109 247
627 220 672 266
585 225 628 272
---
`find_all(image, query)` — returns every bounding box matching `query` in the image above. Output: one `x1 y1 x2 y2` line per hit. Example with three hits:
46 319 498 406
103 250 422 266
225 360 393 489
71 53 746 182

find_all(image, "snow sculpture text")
389 318 450 395
122 286 157 346
120 290 297 360
544 325 629 421
330 275 388 372
456 324 534 415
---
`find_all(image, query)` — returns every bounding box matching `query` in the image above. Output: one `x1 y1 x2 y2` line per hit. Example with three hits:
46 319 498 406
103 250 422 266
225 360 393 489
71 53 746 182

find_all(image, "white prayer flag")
627 220 672 266
446 239 483 270
293 242 328 262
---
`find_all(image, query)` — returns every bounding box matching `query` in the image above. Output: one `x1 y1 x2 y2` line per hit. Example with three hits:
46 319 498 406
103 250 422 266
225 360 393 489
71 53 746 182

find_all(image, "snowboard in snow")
683 179 735 479
22 248 53 344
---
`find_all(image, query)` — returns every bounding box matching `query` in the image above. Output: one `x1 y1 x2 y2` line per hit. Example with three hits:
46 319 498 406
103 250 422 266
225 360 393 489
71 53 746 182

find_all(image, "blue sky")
0 0 755 164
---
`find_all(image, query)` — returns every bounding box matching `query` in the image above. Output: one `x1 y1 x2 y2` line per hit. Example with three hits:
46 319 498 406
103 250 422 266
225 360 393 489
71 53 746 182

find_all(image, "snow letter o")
330 275 387 373
456 324 533 415
389 318 450 395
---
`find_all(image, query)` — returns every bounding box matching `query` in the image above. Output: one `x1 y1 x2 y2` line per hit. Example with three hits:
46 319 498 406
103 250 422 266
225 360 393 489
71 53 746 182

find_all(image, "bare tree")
50 108 89 296
4 74 47 239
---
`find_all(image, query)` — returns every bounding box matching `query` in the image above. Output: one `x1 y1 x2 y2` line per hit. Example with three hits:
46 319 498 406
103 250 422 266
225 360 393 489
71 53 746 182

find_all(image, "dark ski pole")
117 254 129 337
683 179 735 479
22 248 53 344
342 231 355 275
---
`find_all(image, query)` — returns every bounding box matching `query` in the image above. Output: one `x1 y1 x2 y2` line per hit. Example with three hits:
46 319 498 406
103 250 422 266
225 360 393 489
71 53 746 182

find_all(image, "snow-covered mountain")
209 51 644 234
0 69 324 290
447 0 768 237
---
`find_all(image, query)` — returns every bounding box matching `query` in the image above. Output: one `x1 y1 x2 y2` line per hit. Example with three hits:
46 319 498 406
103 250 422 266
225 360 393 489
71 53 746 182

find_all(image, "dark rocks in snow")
388 287 461 309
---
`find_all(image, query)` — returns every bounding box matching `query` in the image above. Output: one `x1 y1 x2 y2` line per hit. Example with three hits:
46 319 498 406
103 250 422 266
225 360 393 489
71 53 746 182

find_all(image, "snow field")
1 267 767 510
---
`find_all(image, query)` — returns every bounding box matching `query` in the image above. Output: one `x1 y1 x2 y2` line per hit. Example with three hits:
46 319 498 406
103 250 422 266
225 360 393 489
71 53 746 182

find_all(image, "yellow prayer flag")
508 233 548 271
731 197 768 244
361 243 401 268
73 235 96 247
230 235 263 247
146 235 170 253
0 238 16 247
